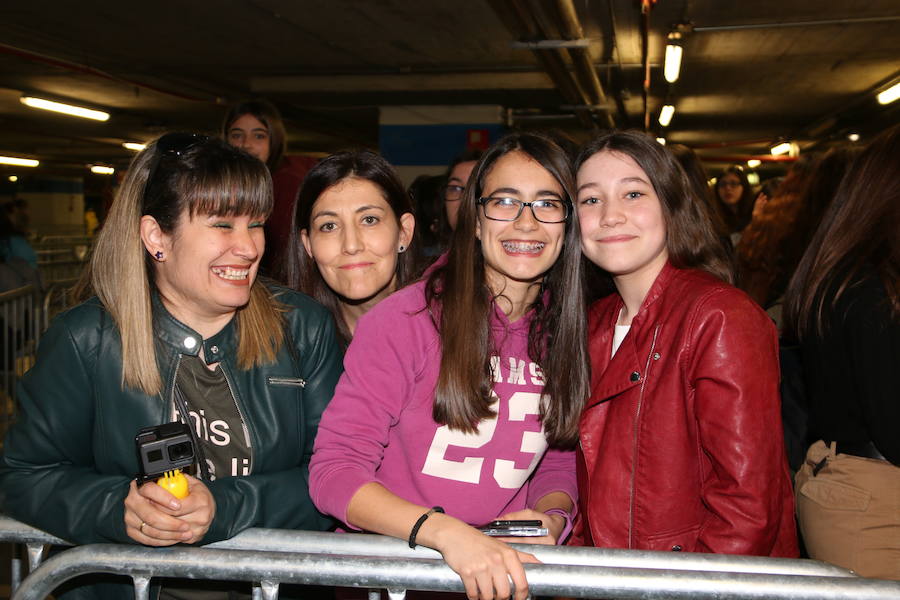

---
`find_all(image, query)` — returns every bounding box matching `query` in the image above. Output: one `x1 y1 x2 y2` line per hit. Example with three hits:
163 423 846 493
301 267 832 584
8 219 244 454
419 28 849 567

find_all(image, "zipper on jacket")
267 376 306 387
628 324 661 548
219 363 255 476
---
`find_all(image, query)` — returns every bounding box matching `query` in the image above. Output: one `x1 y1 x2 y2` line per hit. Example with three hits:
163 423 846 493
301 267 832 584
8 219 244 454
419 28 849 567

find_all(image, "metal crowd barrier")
0 285 41 443
3 516 900 600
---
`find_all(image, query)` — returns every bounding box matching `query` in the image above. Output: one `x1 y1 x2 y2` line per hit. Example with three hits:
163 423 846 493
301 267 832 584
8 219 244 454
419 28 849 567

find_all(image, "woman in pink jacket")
572 131 797 556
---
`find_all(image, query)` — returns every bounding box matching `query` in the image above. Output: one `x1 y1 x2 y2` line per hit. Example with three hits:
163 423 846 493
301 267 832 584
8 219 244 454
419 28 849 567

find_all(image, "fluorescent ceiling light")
658 105 675 127
655 137 666 145
876 82 900 105
0 155 39 167
123 142 147 152
770 142 792 155
90 165 115 175
21 96 110 121
664 44 683 83
747 159 761 168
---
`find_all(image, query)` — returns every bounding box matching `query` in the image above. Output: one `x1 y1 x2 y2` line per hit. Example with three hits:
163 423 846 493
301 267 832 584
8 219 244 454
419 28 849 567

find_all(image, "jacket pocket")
267 376 306 388
798 478 871 511
641 524 700 552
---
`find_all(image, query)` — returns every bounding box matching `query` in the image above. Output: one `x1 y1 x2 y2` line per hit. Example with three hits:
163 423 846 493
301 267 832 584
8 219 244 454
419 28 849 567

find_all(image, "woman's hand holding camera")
124 474 216 546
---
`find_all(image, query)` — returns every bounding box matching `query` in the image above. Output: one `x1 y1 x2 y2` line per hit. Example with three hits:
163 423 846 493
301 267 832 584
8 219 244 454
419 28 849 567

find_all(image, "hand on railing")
124 475 216 545
431 516 538 600
492 508 563 546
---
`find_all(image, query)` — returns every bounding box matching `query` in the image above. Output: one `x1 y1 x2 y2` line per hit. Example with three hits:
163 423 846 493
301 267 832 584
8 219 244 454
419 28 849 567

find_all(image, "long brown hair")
76 134 283 395
785 124 900 340
278 149 420 346
576 131 734 288
426 132 588 449
714 165 755 234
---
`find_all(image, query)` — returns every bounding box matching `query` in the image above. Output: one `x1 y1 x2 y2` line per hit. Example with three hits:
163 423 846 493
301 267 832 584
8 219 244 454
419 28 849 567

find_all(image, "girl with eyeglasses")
0 134 343 599
310 132 588 600
572 131 797 557
714 165 755 242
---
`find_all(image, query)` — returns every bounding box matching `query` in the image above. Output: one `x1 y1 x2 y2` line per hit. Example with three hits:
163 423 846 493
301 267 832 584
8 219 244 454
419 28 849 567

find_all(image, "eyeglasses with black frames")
444 184 465 202
477 196 569 223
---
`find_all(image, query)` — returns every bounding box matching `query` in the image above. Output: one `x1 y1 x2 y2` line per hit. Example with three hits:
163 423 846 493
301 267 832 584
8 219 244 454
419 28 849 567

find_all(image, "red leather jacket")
573 262 798 556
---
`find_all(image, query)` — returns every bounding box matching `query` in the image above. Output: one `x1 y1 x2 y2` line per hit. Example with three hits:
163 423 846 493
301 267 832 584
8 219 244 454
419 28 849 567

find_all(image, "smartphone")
478 519 548 537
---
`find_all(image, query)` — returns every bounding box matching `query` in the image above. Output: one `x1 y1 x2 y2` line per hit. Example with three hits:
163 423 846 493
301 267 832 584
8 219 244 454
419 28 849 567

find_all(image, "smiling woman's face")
301 177 414 305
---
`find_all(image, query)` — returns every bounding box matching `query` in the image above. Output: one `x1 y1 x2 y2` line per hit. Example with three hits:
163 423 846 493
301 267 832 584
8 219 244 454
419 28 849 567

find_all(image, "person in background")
572 130 797 557
736 154 821 310
750 177 782 222
277 150 417 347
408 173 446 259
0 134 342 599
222 99 317 276
442 149 482 234
0 200 37 268
713 165 755 244
310 132 588 600
784 124 899 580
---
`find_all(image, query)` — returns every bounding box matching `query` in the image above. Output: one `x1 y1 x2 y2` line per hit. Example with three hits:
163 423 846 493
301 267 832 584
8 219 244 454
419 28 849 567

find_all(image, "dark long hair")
278 149 419 346
576 131 734 288
714 165 755 234
785 124 900 339
426 132 588 449
221 99 287 172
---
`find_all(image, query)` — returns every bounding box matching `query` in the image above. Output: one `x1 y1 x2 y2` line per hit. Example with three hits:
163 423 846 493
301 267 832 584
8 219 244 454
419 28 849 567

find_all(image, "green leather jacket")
0 284 341 548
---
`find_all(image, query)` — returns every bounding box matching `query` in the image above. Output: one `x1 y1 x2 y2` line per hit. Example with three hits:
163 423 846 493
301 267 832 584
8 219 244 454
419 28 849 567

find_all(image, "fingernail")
170 501 180 509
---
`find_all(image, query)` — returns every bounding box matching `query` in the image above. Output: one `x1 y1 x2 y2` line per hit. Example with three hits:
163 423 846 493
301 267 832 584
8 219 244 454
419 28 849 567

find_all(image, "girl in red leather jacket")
572 131 797 556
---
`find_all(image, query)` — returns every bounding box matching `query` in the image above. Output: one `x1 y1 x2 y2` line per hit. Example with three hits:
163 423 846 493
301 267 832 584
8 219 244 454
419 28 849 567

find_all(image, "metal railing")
3 516 900 600
0 285 41 443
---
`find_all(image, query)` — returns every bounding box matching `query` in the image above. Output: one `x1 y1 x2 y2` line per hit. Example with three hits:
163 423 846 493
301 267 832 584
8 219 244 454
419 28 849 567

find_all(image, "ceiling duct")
487 0 614 130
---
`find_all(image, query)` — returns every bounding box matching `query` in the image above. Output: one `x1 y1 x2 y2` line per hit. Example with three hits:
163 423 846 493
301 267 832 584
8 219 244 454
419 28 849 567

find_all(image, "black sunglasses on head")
142 132 209 209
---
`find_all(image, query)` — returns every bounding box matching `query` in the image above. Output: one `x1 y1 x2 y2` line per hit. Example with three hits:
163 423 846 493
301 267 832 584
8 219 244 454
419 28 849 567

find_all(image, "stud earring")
154 250 164 261
398 245 406 253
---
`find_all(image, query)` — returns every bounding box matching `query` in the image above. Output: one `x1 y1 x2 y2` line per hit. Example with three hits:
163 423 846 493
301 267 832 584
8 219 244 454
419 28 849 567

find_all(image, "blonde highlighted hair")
76 134 284 395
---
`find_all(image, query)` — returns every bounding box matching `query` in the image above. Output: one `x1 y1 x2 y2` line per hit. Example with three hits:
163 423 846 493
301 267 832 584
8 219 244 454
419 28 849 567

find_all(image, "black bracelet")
408 506 445 548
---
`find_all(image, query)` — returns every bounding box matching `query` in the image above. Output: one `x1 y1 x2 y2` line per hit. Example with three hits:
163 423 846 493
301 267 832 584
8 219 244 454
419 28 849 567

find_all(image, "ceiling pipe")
0 42 210 103
487 0 600 130
640 0 654 131
693 15 900 32
553 0 615 128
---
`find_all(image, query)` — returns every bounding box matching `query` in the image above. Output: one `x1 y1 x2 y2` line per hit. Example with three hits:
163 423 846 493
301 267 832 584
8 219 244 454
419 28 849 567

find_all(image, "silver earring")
398 245 406 253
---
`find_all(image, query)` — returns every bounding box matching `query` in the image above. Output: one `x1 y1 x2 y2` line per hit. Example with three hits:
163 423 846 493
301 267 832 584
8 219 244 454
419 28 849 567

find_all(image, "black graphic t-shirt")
174 355 252 481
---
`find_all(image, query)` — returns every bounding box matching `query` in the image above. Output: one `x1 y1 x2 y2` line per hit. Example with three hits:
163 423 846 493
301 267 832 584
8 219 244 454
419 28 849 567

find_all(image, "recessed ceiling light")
747 159 761 168
847 132 860 142
90 165 115 175
8 175 18 182
123 142 147 151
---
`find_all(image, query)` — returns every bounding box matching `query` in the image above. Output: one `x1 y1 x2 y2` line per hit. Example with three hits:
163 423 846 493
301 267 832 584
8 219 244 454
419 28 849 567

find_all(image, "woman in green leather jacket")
0 134 343 598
